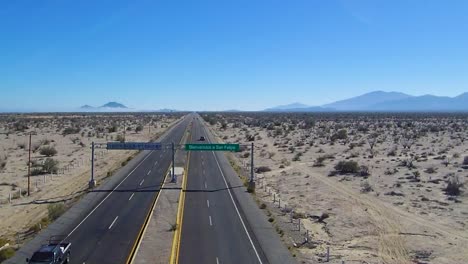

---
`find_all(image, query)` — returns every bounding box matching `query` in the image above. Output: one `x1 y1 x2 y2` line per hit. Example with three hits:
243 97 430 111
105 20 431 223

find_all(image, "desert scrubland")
0 113 181 252
203 112 468 264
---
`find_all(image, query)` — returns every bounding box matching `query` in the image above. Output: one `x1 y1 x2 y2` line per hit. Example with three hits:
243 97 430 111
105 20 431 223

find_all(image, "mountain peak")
322 90 413 110
100 102 127 108
265 102 310 111
80 104 94 109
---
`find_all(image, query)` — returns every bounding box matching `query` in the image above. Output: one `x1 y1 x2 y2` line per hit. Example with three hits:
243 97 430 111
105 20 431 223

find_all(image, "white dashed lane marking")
109 216 119 229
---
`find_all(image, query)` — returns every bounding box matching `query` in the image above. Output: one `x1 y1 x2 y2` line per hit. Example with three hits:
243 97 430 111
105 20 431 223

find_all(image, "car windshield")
30 252 54 262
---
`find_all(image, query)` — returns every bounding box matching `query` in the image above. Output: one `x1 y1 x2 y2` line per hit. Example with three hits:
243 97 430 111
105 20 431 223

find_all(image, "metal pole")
89 142 96 188
28 132 32 196
250 142 254 182
171 142 176 182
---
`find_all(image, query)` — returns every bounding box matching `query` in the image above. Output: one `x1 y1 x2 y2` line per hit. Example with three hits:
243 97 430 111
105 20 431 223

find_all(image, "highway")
178 117 266 264
66 115 191 264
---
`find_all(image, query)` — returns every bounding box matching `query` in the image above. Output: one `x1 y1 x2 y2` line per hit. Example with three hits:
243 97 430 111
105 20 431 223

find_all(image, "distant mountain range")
264 91 468 112
78 102 179 112
80 102 128 110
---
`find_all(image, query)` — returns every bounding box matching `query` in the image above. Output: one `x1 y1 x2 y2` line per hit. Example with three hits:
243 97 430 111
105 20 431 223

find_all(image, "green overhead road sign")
185 143 240 152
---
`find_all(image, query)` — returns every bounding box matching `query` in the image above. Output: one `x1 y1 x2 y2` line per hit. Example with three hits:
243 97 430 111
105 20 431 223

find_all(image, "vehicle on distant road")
26 236 71 264
199 136 205 141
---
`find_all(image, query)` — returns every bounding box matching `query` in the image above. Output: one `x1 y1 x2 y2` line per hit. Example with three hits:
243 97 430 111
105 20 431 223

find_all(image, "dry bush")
334 160 359 174
359 165 370 177
62 127 81 135
360 181 373 193
39 146 57 157
444 175 463 196
256 166 271 173
48 203 66 221
43 158 59 174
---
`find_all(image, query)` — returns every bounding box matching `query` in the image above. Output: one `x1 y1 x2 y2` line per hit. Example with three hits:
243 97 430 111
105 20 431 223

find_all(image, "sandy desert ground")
203 112 468 264
0 113 182 249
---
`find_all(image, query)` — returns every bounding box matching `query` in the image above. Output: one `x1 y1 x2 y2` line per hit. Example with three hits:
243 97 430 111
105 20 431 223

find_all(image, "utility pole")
89 142 96 188
27 132 32 196
247 142 255 192
171 142 176 182
250 142 254 182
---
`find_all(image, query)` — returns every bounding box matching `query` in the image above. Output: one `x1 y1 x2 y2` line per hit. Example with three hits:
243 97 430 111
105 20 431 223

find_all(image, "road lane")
66 115 192 264
179 117 262 264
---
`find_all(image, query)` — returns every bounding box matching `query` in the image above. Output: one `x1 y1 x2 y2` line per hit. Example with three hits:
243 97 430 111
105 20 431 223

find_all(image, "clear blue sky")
2 0 468 111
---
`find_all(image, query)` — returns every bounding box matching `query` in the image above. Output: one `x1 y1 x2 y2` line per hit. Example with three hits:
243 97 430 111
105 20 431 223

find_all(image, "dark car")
199 136 205 141
27 236 71 264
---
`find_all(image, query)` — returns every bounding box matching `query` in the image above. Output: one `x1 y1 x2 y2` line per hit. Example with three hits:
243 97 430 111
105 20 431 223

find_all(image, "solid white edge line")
203 123 263 264
129 193 135 201
66 150 155 238
109 216 119 229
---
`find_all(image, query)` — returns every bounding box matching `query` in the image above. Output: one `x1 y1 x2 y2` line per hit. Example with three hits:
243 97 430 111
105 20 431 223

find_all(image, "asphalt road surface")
67 115 191 264
179 117 265 264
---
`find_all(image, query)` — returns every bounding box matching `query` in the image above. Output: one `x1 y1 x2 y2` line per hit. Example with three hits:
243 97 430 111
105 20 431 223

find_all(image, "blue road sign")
107 142 163 150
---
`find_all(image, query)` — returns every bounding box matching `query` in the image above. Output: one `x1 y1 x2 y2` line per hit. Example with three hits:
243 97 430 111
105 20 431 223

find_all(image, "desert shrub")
32 144 41 153
259 203 267 209
359 165 370 177
425 167 437 174
135 125 143 133
245 134 255 142
17 142 26 149
334 160 359 174
241 152 250 159
0 159 6 171
256 166 271 173
48 203 66 221
295 141 305 147
13 121 29 131
444 175 463 196
0 247 15 262
39 146 57 157
43 158 59 174
360 181 373 193
31 168 43 176
280 158 291 167
400 158 415 169
108 125 118 133
331 129 347 141
40 139 51 145
313 158 324 167
292 153 301 162
387 148 397 156
62 127 81 135
115 134 125 143
267 151 276 159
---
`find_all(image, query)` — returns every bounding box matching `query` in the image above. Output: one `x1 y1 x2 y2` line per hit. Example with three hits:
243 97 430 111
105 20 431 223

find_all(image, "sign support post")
89 142 96 189
248 142 255 192
171 142 176 182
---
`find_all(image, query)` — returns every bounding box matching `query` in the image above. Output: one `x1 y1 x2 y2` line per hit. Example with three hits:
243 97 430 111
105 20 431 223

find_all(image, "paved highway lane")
179 118 264 264
67 115 192 264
